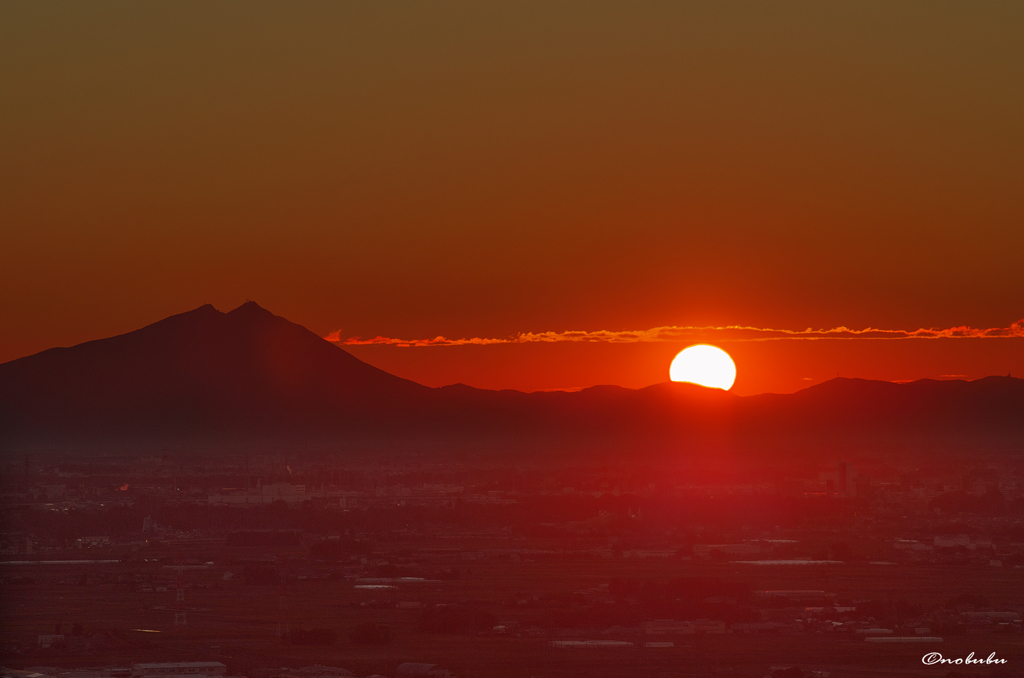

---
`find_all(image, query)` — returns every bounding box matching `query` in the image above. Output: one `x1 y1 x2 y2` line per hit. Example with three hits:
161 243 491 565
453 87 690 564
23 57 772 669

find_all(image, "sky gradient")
2 2 1022 395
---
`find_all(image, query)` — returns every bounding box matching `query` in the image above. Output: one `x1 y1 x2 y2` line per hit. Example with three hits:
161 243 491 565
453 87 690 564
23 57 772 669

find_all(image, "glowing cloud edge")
325 320 1024 348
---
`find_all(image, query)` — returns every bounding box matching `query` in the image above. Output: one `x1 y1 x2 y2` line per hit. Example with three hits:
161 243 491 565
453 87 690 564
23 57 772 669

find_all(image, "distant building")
44 669 129 678
934 535 993 550
36 635 64 648
40 485 66 499
131 663 226 678
837 461 855 497
208 484 309 505
251 667 354 678
3 670 57 678
642 619 727 635
962 469 999 496
643 620 693 635
550 640 633 648
395 664 452 678
893 539 932 551
865 636 943 643
693 543 761 558
754 590 828 603
624 548 678 558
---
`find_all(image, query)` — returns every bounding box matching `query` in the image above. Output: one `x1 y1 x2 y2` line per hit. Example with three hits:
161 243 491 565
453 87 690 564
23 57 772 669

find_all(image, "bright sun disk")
669 344 736 390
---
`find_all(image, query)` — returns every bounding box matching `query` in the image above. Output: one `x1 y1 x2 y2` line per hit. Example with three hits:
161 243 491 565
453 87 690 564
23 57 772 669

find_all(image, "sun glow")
669 344 736 390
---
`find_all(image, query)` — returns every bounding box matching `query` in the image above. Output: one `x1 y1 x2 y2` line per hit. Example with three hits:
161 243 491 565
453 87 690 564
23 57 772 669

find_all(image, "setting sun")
669 344 736 390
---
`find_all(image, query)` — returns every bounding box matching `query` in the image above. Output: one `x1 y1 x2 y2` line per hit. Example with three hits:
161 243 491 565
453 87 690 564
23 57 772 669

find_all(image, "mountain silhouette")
0 302 428 445
1 302 1022 455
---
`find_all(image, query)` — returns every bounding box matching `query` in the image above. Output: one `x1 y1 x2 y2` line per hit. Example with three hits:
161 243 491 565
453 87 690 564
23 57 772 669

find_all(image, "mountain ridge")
2 302 1022 454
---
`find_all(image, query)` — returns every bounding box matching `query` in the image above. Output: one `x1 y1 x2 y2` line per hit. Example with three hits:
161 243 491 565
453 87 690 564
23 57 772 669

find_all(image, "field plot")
4 539 1024 677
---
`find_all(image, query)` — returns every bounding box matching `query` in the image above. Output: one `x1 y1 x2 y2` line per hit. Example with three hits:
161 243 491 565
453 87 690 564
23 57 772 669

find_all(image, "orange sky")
1 2 1022 395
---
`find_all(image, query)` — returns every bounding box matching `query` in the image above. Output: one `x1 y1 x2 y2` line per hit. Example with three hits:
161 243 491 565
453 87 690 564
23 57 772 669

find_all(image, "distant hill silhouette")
1 302 1022 455
0 302 429 445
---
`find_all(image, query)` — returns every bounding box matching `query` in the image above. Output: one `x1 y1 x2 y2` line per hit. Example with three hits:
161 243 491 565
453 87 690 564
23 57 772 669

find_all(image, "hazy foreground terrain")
3 304 1024 677
3 452 1024 678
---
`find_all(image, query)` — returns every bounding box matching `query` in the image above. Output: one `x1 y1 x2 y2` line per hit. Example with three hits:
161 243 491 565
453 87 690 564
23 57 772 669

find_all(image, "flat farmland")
4 540 1024 677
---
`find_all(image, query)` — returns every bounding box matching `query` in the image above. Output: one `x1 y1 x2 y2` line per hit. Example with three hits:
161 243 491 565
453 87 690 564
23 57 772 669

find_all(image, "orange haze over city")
1 3 1022 396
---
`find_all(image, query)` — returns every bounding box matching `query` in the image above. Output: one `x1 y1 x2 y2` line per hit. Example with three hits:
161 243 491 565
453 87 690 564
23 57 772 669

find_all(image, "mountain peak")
227 300 274 317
